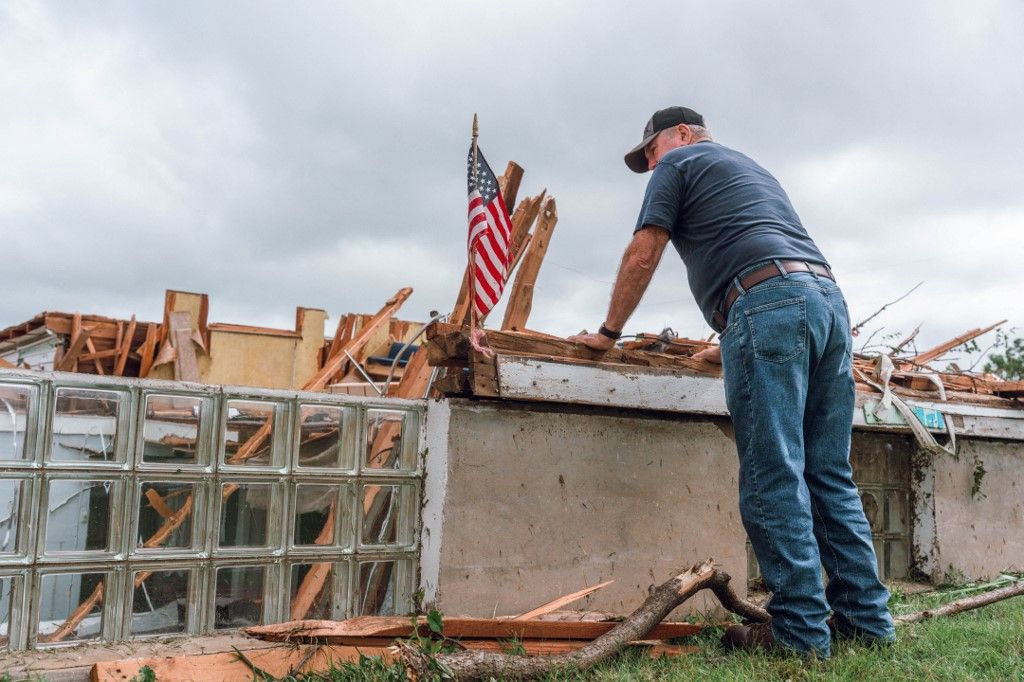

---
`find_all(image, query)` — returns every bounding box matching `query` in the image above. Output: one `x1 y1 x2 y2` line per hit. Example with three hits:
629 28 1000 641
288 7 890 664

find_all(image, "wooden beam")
990 380 1024 398
912 320 1007 366
169 310 200 382
246 616 706 643
144 488 174 519
497 160 525 214
90 644 392 682
83 336 105 374
55 326 92 372
502 197 558 331
136 323 159 378
0 358 14 368
114 315 136 376
426 323 712 374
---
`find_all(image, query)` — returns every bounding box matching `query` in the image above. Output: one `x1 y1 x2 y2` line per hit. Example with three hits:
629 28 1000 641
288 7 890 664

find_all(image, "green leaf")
427 608 444 635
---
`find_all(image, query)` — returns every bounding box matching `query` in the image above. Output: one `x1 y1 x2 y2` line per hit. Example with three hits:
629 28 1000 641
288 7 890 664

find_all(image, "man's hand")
567 331 616 352
692 346 722 364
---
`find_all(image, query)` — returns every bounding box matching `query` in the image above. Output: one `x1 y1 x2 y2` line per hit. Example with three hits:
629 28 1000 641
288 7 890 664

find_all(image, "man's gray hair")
687 124 712 140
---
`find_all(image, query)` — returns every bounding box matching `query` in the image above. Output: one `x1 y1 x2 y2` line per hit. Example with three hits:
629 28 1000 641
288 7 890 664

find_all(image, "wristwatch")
598 323 622 340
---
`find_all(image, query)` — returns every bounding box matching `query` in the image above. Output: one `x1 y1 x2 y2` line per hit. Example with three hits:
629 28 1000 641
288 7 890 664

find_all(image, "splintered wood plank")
246 617 706 642
0 358 14 368
137 323 159 378
55 326 92 372
514 579 615 620
911 320 1007 365
169 310 200 382
90 644 392 682
497 160 524 214
114 315 136 376
502 196 558 331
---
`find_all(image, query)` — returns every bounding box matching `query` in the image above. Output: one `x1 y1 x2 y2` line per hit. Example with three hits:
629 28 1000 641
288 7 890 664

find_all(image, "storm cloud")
2 1 1021 360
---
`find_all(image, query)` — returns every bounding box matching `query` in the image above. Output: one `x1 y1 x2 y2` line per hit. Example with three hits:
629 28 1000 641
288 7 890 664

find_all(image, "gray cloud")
1 0 1021 359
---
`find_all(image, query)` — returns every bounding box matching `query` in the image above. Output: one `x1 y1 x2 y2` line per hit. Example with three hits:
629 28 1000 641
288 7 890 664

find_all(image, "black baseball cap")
624 106 705 173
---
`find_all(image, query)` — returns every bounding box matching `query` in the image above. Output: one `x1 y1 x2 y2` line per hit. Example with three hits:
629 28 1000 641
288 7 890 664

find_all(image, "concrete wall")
422 399 746 618
930 438 1024 581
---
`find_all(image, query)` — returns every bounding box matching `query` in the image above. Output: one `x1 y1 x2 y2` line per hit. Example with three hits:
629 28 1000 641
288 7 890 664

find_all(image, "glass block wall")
0 369 422 650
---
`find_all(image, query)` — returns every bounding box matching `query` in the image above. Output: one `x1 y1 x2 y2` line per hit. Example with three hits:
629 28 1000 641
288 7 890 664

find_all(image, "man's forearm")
604 244 660 331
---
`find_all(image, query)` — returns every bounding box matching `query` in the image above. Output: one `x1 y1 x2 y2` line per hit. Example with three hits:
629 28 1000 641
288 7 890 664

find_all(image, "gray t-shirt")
635 141 828 326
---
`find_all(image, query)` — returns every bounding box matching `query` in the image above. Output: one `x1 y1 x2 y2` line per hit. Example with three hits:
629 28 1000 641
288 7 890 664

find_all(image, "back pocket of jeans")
745 296 806 363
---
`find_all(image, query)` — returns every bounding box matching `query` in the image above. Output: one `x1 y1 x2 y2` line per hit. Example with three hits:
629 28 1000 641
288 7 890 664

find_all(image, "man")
568 107 894 657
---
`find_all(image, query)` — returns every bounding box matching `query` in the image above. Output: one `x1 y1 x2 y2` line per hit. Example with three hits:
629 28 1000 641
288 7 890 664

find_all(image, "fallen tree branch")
894 579 1024 624
398 559 763 681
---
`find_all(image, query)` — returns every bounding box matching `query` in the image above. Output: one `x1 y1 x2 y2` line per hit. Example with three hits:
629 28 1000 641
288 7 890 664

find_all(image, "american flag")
467 146 513 318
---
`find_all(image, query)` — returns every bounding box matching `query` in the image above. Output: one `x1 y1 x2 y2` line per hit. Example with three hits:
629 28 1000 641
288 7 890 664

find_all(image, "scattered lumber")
396 560 763 681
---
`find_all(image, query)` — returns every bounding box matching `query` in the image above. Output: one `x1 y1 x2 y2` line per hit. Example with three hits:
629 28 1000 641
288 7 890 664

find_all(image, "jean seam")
811 497 850 616
738 337 786 623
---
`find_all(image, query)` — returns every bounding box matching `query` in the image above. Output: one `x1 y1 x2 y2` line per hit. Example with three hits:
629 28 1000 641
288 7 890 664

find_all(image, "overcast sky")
2 1 1021 363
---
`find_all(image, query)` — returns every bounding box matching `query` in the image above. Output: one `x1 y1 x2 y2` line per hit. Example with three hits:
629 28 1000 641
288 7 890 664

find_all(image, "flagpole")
469 113 480 331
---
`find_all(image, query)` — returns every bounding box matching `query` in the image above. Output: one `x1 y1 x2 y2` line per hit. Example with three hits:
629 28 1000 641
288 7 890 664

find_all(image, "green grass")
301 587 1024 681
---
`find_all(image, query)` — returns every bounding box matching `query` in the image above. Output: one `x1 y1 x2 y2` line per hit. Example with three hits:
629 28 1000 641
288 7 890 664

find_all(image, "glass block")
0 479 26 555
0 384 31 461
136 481 197 551
364 409 413 471
37 572 106 644
141 394 204 466
213 565 265 629
293 483 354 549
859 489 882 533
130 568 192 636
360 484 415 547
297 404 353 469
885 489 908 535
0 575 14 650
219 483 275 548
44 479 113 553
288 561 348 621
223 400 280 467
885 539 910 581
51 388 122 463
355 560 413 616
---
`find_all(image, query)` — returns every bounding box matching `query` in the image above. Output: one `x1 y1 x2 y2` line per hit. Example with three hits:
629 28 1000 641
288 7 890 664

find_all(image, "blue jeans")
719 265 894 656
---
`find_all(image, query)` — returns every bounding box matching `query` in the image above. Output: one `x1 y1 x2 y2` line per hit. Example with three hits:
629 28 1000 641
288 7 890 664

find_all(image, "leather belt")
711 260 834 332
